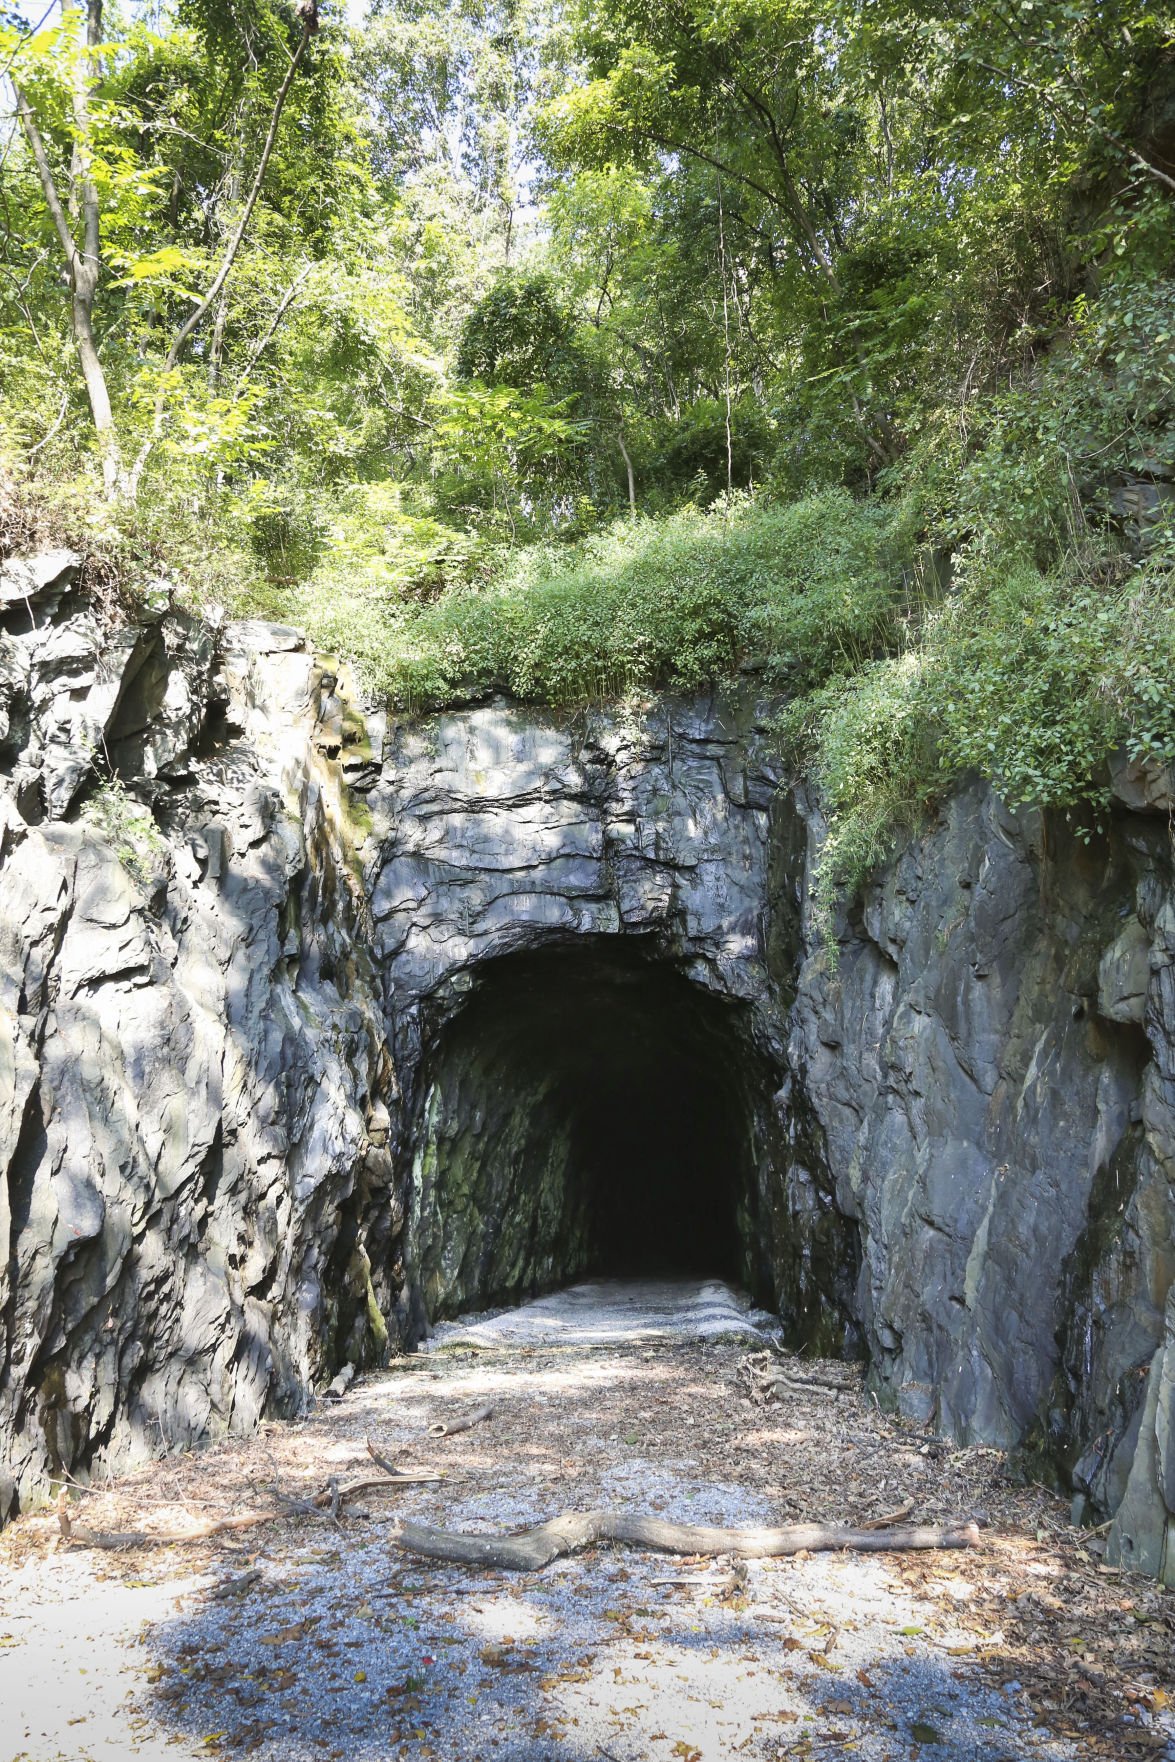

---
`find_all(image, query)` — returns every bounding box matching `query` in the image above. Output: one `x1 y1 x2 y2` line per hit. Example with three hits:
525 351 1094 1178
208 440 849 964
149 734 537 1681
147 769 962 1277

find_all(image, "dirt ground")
2 1280 1173 1762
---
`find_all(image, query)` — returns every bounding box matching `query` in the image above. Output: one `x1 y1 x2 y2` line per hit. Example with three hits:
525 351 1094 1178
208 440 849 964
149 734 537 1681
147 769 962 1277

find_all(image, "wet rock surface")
0 555 1173 1581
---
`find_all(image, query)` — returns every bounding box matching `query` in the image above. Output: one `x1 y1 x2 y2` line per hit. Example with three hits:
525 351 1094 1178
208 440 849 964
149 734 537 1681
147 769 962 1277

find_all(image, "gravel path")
2 1279 1173 1762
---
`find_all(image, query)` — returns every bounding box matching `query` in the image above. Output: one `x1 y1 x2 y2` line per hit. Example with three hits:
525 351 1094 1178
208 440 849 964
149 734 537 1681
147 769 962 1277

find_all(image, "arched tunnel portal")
400 940 784 1326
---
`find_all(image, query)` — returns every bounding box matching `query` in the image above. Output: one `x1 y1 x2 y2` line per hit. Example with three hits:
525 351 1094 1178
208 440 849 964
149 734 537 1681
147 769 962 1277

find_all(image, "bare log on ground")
428 1403 494 1439
324 1364 355 1402
390 1511 981 1572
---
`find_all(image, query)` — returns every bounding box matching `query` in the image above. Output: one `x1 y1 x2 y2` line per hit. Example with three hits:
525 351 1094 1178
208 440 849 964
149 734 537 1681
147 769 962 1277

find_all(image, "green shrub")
785 554 1175 956
778 654 937 947
925 563 1175 813
290 490 917 708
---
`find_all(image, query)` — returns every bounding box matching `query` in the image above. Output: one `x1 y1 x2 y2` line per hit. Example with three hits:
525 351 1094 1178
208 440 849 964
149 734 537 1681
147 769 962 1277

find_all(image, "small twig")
649 1573 717 1586
27 387 69 458
859 1497 915 1531
429 1403 494 1439
366 1439 400 1478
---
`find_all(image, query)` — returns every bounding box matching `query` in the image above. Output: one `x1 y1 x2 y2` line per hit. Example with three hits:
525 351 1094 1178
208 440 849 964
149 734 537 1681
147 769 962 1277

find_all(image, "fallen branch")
324 1364 355 1402
739 1350 860 1406
429 1403 494 1439
390 1511 981 1572
59 1506 292 1550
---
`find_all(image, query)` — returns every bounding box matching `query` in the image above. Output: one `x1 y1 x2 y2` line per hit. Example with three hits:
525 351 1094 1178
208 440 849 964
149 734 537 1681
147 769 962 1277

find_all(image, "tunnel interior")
403 941 775 1323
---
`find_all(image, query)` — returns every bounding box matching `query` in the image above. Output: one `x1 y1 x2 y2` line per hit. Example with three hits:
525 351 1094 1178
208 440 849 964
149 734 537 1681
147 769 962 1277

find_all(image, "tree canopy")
2 0 1173 908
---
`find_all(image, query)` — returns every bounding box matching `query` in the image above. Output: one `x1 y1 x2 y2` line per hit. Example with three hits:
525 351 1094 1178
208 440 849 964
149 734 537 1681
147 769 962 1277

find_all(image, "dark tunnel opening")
403 940 773 1323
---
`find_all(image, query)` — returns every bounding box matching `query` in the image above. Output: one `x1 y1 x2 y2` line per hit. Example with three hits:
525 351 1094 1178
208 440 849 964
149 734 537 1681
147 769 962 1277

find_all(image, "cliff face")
0 560 1171 1581
0 560 396 1518
784 785 1175 1581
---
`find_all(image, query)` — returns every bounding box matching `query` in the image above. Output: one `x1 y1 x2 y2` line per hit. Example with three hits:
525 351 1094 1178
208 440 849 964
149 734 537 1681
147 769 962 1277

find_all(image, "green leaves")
110 244 202 296
290 490 914 708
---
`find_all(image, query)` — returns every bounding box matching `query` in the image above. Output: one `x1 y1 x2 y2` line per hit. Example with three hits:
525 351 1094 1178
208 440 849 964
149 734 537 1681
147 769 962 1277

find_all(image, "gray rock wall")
781 784 1175 1582
0 565 397 1518
0 555 1172 1582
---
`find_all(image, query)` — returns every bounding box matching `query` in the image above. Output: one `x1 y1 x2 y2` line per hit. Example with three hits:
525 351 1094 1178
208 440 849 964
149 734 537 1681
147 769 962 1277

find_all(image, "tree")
13 0 120 495
6 0 319 499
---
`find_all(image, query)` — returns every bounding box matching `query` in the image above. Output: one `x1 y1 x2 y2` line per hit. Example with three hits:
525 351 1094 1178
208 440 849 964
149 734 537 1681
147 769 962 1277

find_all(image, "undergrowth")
290 490 918 709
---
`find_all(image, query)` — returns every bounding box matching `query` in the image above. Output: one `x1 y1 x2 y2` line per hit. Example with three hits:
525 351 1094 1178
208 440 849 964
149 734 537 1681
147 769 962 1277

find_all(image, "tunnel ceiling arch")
369 694 859 1345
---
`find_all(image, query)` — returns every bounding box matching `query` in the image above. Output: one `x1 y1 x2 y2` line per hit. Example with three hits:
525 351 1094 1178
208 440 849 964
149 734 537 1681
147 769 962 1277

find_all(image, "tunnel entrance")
403 941 773 1324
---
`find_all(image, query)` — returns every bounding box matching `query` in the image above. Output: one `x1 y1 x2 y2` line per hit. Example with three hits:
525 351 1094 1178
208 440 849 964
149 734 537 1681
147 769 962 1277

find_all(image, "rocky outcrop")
785 791 1173 1516
0 556 1172 1583
0 581 396 1520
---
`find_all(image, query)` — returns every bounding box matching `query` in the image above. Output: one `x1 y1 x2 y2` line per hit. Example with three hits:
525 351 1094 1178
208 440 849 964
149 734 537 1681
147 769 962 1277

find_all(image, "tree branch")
231 260 312 397
14 86 80 271
164 11 316 372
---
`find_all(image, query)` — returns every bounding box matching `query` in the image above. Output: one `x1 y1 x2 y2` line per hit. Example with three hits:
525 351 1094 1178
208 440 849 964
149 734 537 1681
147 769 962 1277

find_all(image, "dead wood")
390 1511 982 1572
859 1497 916 1530
366 1438 428 1479
739 1350 859 1406
323 1364 355 1402
428 1403 494 1439
60 1509 288 1550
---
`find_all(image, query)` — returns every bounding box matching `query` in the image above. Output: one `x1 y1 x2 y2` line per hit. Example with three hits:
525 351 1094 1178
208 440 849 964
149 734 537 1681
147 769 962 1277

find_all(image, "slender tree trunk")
208 291 229 390
617 429 636 518
67 0 120 496
15 0 122 498
716 174 734 498
162 11 315 373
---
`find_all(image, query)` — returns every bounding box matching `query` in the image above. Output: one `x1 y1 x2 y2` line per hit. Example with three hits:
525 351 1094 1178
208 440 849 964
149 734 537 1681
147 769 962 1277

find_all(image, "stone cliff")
0 553 1171 1583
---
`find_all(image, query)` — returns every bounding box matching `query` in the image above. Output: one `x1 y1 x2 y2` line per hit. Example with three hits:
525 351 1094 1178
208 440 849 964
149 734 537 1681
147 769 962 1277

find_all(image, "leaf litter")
1 1277 1173 1762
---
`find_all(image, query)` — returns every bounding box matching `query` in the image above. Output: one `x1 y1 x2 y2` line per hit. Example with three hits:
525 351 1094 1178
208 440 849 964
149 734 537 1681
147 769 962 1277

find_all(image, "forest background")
2 0 1174 915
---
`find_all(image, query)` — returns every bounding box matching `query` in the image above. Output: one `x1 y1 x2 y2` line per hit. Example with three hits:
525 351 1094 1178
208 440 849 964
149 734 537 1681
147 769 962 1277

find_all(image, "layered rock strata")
0 557 1171 1581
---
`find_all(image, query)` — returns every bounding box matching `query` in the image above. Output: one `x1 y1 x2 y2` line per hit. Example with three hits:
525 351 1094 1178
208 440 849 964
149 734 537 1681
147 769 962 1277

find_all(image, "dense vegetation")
2 0 1174 917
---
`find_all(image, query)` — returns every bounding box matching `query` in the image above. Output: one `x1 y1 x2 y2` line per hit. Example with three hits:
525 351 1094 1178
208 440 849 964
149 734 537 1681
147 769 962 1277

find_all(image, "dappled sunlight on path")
2 1281 1172 1762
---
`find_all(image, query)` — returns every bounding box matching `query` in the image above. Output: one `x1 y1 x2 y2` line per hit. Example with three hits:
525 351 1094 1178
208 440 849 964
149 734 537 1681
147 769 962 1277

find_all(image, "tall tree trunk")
16 0 122 498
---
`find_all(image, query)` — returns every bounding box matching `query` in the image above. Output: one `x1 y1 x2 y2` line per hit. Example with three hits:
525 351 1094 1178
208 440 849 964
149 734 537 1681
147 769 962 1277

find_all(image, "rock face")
363 697 835 1336
784 787 1175 1580
0 561 1172 1583
0 589 396 1519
